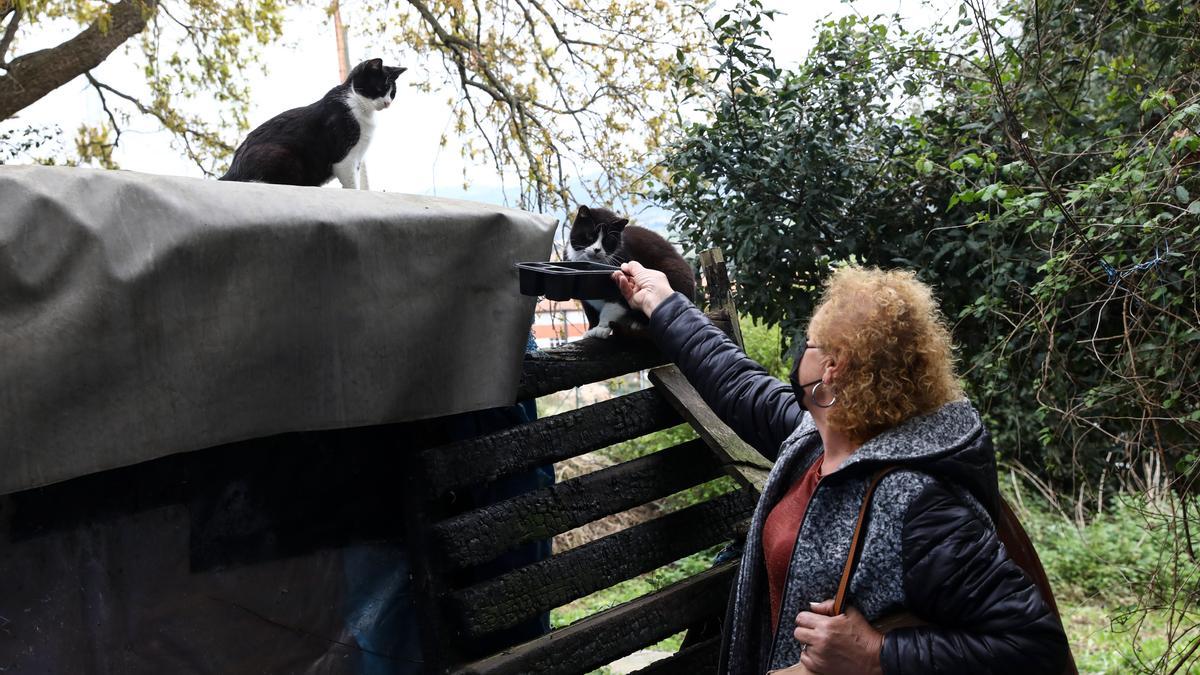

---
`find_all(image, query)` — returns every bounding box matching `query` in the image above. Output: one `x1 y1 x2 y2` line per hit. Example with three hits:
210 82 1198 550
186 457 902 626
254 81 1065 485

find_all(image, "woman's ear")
823 357 841 384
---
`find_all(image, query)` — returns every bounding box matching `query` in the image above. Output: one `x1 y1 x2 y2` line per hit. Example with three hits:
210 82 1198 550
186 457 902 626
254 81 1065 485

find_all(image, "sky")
1 0 955 212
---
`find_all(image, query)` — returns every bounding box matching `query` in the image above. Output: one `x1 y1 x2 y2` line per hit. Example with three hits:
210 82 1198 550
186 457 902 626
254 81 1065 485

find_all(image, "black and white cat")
567 205 697 339
221 58 406 188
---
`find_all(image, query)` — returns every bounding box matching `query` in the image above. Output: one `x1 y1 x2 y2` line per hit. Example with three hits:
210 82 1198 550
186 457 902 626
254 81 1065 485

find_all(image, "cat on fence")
220 58 406 188
566 205 697 339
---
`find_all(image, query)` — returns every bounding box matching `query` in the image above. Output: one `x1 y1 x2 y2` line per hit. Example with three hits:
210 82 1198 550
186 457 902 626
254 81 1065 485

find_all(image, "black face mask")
789 336 822 412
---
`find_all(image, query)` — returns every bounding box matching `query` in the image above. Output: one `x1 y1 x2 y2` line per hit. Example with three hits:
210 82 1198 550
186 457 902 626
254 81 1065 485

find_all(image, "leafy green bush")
654 0 1199 494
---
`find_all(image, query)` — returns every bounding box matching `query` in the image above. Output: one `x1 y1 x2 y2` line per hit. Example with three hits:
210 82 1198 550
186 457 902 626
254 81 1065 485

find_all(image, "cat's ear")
611 218 629 231
386 66 408 79
576 205 591 220
365 58 383 71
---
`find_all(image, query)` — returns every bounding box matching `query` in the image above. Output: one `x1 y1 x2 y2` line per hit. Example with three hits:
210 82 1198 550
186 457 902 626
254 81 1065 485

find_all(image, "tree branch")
0 4 19 68
83 71 231 175
0 0 157 120
406 0 571 211
84 71 123 147
525 0 603 55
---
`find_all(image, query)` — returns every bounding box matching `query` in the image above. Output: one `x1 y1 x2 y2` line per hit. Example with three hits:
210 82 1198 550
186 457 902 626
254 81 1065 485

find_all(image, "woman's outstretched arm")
614 262 803 459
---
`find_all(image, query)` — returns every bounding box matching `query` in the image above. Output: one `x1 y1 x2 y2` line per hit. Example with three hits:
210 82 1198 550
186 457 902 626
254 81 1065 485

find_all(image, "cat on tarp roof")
567 205 697 339
220 58 406 189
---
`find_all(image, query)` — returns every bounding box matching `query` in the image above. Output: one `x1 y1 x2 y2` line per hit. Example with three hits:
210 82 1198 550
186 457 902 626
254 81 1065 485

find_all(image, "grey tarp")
0 165 557 496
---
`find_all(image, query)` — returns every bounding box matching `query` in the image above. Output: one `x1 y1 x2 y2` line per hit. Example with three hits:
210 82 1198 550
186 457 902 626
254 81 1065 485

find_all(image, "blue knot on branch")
1101 242 1170 315
1104 241 1170 286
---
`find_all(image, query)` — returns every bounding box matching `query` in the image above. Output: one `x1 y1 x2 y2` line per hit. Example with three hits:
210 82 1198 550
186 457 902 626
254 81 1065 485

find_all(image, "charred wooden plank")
431 439 719 570
649 365 773 494
515 310 733 400
420 388 681 496
517 337 666 400
448 489 754 637
453 562 736 675
630 635 722 674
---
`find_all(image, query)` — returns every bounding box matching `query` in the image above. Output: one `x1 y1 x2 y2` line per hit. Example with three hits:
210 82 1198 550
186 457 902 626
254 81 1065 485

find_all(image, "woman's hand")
792 600 884 675
612 261 675 318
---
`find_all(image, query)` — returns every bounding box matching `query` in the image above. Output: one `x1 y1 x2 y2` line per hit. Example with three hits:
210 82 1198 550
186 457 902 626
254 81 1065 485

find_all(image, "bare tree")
0 0 704 215
374 0 704 215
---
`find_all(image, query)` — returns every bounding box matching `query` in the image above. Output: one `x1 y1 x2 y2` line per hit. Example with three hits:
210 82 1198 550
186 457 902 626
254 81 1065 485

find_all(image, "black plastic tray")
517 261 621 301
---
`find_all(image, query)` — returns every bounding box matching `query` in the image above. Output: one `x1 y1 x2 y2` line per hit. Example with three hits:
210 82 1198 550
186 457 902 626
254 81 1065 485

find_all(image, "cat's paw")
585 325 614 340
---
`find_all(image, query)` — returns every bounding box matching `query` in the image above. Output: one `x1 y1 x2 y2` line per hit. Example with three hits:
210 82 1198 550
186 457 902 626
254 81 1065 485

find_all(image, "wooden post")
332 0 350 81
331 0 369 189
649 365 772 494
698 248 743 349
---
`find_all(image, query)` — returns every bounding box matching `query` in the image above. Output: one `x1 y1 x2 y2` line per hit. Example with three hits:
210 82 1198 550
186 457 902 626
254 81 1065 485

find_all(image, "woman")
612 262 1070 675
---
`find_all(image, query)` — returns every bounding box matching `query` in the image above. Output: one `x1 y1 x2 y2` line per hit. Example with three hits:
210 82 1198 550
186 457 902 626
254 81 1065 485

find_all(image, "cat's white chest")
333 89 378 189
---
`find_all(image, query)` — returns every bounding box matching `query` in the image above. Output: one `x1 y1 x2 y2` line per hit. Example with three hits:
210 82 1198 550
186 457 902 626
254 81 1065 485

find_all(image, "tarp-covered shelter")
0 166 556 671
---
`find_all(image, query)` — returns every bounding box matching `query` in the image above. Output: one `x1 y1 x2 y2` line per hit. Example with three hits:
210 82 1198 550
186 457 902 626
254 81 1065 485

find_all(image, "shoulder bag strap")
832 466 900 615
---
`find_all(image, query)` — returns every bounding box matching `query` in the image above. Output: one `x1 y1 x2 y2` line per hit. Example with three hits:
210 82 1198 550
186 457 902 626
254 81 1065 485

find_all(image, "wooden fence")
402 249 773 673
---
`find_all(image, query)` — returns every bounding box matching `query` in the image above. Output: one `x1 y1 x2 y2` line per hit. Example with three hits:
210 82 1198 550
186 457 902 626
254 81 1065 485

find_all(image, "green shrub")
992 482 1200 672
1018 492 1168 605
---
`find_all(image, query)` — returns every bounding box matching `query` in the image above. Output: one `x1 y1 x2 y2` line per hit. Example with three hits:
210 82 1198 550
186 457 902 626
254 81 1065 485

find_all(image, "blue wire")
1101 241 1169 314
1100 241 1169 283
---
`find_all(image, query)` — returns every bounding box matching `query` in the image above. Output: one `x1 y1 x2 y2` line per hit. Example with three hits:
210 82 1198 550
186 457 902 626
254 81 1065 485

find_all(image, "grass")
1064 603 1175 674
1013 487 1200 674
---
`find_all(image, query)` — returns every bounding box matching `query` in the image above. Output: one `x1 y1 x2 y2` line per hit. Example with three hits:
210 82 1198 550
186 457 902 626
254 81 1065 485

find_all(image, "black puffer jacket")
648 292 1070 675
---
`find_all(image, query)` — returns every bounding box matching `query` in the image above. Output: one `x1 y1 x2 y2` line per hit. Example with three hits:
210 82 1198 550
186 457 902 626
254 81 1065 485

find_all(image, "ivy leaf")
1176 185 1191 203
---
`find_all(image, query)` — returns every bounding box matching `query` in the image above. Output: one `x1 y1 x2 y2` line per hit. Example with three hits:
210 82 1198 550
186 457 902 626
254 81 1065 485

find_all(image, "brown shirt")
762 457 823 633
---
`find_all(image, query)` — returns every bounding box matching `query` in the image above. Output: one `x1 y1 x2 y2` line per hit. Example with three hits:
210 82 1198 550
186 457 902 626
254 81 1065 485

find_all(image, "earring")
811 381 837 408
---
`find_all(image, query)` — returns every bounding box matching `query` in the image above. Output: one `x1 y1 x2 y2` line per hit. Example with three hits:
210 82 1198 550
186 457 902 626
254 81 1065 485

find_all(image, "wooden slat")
430 439 719 570
453 562 737 675
420 388 680 496
648 365 774 493
517 337 667 399
516 311 736 400
630 635 722 674
448 489 754 637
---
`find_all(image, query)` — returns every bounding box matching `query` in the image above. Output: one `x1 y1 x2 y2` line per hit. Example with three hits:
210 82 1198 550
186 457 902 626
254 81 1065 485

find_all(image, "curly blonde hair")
807 265 963 443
